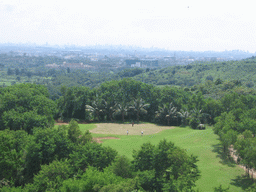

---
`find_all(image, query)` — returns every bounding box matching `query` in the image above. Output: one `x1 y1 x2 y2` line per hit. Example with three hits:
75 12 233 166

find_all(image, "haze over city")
0 0 256 52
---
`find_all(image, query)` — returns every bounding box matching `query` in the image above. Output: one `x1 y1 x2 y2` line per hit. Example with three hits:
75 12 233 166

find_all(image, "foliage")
60 166 124 192
57 86 92 120
23 127 73 183
213 92 256 177
0 130 28 187
0 84 56 133
213 185 230 192
110 155 133 179
189 117 200 129
69 142 118 173
132 139 200 191
130 97 150 122
32 160 72 192
2 57 256 191
67 119 82 144
155 103 178 125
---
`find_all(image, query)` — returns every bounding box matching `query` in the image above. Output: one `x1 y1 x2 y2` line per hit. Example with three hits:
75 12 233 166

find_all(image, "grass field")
56 122 250 191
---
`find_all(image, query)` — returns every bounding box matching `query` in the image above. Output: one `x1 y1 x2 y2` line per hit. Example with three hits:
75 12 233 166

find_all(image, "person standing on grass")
141 130 143 136
132 121 134 127
127 130 129 135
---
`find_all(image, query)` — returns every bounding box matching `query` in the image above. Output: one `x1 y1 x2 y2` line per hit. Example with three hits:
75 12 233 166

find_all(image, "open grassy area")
89 122 175 135
76 123 248 192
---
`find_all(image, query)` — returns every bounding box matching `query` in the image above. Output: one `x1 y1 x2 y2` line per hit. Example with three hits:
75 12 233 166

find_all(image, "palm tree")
177 109 190 126
113 102 129 122
85 96 103 121
102 99 115 121
130 98 150 122
190 108 209 124
156 103 177 125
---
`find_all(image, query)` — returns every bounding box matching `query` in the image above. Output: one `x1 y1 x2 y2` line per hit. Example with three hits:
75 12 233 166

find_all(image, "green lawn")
79 123 247 192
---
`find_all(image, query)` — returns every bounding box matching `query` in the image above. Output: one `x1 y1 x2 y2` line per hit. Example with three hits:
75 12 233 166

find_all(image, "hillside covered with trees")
1 56 256 191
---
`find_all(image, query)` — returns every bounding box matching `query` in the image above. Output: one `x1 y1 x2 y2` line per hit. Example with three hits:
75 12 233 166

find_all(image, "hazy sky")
1 0 256 52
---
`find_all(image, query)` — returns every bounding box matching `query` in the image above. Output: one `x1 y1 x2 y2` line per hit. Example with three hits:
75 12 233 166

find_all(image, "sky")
0 0 256 52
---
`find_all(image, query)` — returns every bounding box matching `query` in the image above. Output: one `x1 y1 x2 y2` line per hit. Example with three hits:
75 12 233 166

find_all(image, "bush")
111 155 133 178
215 78 223 85
32 160 72 192
206 75 214 81
61 166 124 192
246 82 254 88
189 117 200 129
197 124 205 130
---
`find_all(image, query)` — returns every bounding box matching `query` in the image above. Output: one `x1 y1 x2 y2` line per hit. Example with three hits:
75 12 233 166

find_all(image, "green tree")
102 99 115 121
111 155 133 179
0 84 56 133
78 130 93 145
15 68 20 76
213 185 230 192
24 128 73 183
57 86 92 120
7 68 13 75
85 95 103 121
60 166 124 192
67 119 82 144
32 160 72 192
189 116 200 129
177 109 190 126
69 142 118 173
113 102 129 122
156 103 178 125
130 98 150 122
132 142 155 171
132 139 200 191
0 130 28 187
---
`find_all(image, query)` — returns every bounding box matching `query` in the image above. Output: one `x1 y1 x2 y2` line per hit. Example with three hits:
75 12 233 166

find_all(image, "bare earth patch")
93 137 120 143
90 123 175 135
229 146 256 179
55 123 69 125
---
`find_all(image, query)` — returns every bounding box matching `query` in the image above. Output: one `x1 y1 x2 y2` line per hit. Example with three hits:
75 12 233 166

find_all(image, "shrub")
189 117 200 129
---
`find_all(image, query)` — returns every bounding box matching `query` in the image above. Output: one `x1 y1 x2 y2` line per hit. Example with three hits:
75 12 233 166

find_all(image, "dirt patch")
90 123 175 135
55 123 69 125
229 146 256 179
93 137 120 143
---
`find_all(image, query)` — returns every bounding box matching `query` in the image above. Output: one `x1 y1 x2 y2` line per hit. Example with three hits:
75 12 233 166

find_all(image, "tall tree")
102 99 115 121
85 95 103 121
130 98 150 122
156 103 177 125
177 108 190 126
113 102 129 122
132 139 200 191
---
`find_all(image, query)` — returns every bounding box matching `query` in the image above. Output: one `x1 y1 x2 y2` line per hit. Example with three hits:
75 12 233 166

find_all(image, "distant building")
125 59 158 68
125 59 140 67
45 63 60 69
45 62 94 69
62 62 85 69
131 62 141 67
164 56 176 61
204 57 217 62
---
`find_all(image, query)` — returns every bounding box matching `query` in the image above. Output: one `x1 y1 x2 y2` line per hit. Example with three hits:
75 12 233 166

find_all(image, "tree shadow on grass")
211 142 236 167
230 175 255 191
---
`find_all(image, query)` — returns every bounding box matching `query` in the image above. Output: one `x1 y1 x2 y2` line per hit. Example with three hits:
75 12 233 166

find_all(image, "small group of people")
126 130 143 136
127 121 143 136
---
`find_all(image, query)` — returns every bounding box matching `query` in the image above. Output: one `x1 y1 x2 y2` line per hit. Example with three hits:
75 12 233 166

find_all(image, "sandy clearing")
89 123 175 135
55 123 69 125
93 137 120 143
229 146 256 179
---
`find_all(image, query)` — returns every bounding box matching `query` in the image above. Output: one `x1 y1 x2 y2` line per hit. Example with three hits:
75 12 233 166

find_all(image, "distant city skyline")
1 0 256 53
